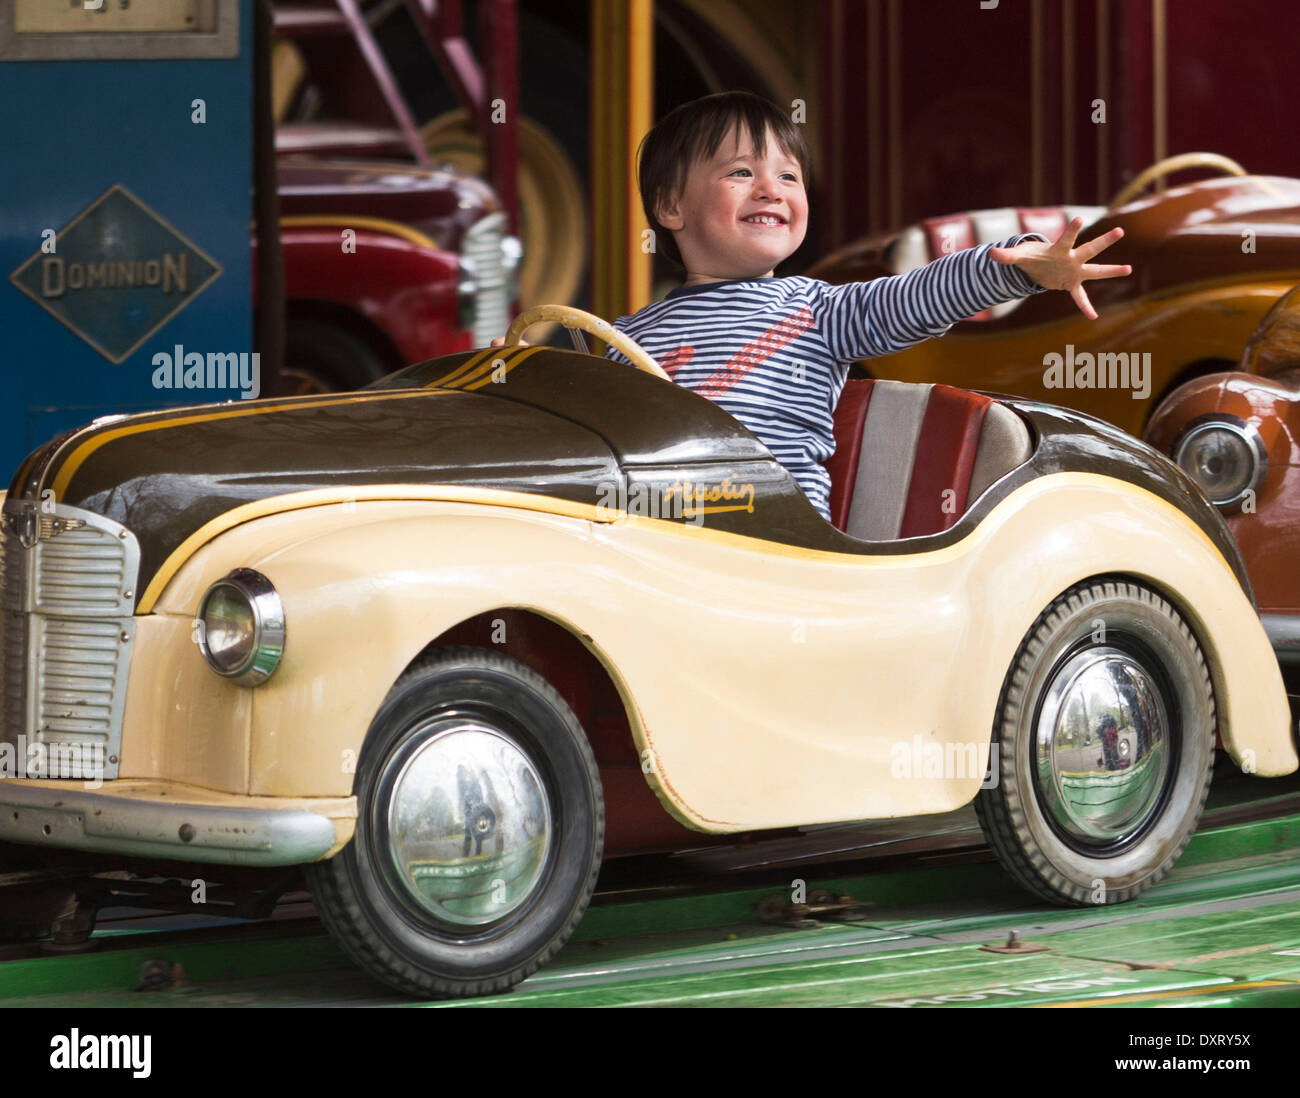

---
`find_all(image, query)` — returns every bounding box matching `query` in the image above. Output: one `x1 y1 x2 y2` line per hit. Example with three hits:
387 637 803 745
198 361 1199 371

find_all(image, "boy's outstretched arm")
819 220 1132 363
819 231 1047 362
989 218 1130 321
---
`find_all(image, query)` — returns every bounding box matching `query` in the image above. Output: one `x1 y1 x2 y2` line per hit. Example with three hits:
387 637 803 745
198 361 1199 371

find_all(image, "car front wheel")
975 578 1215 905
307 646 604 998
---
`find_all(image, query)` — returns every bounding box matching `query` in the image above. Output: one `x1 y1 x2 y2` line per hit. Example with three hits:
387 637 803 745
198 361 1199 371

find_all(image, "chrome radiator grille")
462 211 516 347
0 501 139 780
0 535 27 753
36 523 137 614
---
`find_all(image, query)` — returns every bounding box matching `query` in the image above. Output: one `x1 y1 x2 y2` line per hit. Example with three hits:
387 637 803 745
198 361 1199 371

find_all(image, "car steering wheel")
502 304 672 381
1107 152 1248 211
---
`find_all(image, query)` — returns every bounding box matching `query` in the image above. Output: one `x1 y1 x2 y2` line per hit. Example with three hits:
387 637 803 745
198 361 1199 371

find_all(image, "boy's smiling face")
655 123 808 286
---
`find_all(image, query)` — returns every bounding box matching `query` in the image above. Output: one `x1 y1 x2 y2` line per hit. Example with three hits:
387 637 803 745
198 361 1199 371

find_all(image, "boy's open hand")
989 219 1131 321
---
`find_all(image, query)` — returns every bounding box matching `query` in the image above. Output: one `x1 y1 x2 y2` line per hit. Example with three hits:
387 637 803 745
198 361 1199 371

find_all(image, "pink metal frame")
275 0 519 234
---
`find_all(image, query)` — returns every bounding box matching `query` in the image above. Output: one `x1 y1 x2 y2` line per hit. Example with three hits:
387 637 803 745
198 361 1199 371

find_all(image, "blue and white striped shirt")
606 235 1047 519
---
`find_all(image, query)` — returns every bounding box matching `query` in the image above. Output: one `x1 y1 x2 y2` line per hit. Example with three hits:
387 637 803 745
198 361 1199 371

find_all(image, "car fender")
263 224 469 364
134 477 1294 831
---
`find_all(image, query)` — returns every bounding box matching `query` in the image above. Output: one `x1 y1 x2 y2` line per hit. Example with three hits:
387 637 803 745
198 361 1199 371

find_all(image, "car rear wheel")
975 578 1214 905
307 646 604 999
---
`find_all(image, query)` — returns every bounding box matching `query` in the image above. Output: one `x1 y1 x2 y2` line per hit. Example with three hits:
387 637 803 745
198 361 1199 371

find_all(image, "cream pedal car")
0 307 1295 998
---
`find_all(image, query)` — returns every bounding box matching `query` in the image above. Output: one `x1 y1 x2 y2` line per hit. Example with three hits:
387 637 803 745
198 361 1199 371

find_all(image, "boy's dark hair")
637 90 813 268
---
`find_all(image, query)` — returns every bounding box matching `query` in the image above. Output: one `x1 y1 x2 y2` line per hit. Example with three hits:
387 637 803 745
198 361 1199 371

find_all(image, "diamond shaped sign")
9 184 222 364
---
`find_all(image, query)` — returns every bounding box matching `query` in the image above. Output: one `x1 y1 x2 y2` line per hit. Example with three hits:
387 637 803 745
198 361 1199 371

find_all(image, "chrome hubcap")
1034 646 1171 847
384 719 552 928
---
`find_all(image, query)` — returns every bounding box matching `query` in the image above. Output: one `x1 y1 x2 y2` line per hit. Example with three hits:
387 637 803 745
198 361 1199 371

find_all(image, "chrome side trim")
0 783 341 867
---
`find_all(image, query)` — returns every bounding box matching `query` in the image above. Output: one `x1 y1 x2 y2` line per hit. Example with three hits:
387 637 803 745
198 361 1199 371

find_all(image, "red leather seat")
825 380 875 531
826 379 1033 539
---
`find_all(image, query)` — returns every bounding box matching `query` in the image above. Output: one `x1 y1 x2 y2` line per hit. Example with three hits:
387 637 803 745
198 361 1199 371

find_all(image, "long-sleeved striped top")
605 234 1047 519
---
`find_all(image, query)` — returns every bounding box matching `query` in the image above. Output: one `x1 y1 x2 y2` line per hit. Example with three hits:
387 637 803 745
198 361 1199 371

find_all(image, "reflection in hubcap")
385 721 552 927
1034 646 1170 846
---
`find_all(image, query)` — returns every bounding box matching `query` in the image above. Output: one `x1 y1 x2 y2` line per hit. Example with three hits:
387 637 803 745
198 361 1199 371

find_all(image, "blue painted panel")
0 0 253 478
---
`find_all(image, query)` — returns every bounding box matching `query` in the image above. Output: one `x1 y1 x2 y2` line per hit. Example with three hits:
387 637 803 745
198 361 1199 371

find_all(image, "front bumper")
0 779 356 866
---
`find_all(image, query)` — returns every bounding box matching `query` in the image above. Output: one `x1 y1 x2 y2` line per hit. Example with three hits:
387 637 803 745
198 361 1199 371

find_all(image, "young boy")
599 91 1131 522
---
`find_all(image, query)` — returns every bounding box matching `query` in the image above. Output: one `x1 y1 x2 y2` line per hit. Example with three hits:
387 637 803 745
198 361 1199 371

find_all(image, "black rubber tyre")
307 647 604 999
282 316 393 393
975 579 1215 906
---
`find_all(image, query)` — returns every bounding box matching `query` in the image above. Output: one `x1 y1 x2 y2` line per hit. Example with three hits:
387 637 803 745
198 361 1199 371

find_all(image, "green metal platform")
3 776 1300 1007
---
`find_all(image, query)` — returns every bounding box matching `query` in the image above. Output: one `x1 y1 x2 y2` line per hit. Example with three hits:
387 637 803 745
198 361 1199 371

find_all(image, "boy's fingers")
1081 263 1132 280
1075 226 1125 261
988 245 1014 264
1053 216 1083 252
1071 283 1098 320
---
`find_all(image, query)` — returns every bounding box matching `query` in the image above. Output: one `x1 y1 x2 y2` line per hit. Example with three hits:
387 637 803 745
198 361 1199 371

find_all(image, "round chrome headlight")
1172 416 1268 509
197 569 285 685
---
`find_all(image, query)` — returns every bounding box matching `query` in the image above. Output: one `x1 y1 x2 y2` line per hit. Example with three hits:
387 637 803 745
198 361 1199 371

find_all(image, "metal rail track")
4 769 1300 944
2 768 1299 1005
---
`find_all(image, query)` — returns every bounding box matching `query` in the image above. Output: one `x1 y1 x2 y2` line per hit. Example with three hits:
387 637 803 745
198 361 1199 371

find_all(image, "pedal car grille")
0 500 139 781
0 538 26 759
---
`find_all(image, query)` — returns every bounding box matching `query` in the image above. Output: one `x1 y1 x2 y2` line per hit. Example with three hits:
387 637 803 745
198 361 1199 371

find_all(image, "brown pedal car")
808 154 1300 436
1145 283 1300 676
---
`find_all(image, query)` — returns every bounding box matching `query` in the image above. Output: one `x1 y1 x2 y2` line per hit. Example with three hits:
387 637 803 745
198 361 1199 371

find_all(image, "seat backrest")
891 205 1107 320
825 379 1033 539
